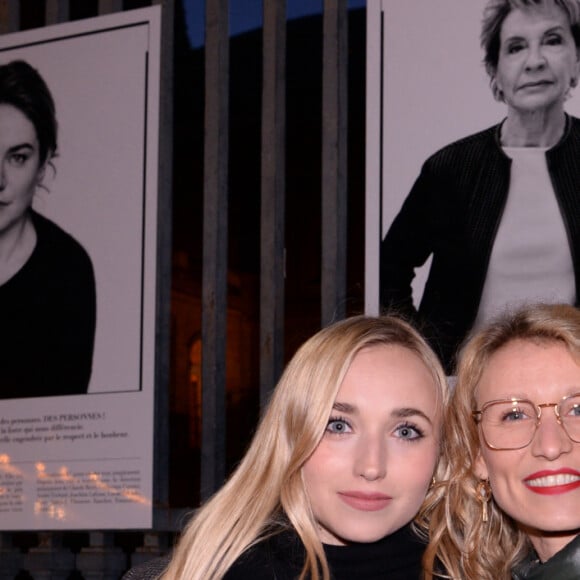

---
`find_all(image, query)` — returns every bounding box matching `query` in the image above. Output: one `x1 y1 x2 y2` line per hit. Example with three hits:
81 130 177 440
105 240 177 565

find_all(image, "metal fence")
0 0 352 576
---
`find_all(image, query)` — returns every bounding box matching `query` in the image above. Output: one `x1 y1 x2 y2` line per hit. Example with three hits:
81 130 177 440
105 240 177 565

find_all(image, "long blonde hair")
421 303 580 579
161 314 448 580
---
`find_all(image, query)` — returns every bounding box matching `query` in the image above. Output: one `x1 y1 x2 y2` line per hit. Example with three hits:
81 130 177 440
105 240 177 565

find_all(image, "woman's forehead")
500 1 572 35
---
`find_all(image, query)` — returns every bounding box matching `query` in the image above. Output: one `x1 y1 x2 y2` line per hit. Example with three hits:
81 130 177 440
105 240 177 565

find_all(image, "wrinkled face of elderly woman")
494 3 580 115
0 103 44 238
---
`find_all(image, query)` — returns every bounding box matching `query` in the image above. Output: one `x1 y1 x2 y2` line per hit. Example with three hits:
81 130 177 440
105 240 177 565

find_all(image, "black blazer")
381 115 580 373
122 554 171 580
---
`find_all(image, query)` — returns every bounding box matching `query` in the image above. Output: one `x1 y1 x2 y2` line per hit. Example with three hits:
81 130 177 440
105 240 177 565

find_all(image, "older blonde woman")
422 303 580 579
125 315 448 580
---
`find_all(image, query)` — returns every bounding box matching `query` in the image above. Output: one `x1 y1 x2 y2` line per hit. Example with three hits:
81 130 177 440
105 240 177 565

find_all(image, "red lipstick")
524 468 580 495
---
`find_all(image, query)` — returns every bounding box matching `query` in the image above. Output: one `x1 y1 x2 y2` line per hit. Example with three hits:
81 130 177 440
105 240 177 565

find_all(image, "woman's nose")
355 434 387 481
531 413 573 460
525 44 547 71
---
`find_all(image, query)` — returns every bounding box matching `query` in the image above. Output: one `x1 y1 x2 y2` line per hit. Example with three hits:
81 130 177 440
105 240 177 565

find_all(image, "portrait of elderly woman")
0 60 96 399
380 0 580 373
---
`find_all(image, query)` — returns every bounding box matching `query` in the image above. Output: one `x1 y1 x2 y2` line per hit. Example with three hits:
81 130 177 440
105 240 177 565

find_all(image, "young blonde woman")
124 314 448 580
422 303 580 579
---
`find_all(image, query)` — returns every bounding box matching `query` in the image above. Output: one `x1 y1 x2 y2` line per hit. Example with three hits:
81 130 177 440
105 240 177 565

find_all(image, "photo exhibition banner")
0 6 161 529
366 0 580 309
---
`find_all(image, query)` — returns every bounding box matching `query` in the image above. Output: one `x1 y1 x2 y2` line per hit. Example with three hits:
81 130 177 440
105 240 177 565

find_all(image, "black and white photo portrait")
0 12 160 398
0 8 162 531
0 60 96 399
367 0 580 373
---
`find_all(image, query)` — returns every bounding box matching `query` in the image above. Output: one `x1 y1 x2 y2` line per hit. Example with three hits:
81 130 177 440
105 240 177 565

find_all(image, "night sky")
183 0 366 47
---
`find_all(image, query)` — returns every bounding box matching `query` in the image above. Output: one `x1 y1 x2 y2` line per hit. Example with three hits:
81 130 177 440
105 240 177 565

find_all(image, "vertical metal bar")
321 0 348 326
153 0 173 523
0 0 19 33
0 533 22 578
45 0 69 24
365 1 383 315
98 0 122 14
201 0 229 501
260 0 286 406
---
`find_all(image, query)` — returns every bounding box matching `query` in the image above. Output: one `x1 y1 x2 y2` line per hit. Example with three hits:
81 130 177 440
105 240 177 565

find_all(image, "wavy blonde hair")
420 303 580 579
161 314 448 580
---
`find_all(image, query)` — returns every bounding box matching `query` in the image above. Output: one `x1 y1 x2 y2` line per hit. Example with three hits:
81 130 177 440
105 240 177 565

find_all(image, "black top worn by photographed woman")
0 210 96 398
381 114 580 373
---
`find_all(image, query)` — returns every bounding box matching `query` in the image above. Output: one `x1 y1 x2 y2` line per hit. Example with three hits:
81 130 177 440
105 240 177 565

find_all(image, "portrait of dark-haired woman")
0 60 96 399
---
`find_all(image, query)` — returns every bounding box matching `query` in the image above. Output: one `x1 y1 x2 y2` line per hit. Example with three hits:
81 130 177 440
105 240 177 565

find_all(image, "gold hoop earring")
476 479 492 523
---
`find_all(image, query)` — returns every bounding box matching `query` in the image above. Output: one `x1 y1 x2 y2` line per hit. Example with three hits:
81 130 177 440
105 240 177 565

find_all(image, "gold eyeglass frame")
472 392 580 450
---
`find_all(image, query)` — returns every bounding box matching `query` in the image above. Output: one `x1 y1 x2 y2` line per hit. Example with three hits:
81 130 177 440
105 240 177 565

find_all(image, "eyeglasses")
472 393 580 450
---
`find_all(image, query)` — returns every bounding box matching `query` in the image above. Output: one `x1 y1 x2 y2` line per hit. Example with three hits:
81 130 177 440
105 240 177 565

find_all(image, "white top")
473 147 575 329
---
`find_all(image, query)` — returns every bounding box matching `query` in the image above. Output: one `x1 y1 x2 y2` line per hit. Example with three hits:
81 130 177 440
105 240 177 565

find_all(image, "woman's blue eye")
326 418 351 434
501 408 530 422
395 422 424 441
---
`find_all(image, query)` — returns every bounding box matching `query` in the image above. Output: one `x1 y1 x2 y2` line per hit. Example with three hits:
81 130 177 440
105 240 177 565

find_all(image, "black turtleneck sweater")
223 524 425 579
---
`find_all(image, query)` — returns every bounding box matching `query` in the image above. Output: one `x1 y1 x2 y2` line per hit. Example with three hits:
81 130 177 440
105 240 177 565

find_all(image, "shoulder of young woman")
121 554 171 580
223 530 304 580
28 209 95 280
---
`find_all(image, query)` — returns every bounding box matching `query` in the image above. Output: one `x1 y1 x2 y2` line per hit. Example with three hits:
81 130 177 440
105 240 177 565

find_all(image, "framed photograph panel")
365 0 580 314
0 6 161 530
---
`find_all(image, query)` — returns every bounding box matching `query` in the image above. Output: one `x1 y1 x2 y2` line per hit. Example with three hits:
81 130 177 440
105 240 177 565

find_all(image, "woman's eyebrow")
539 25 568 38
503 34 526 44
332 401 356 414
8 142 34 152
392 407 433 424
505 25 566 42
544 25 566 34
332 402 433 424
